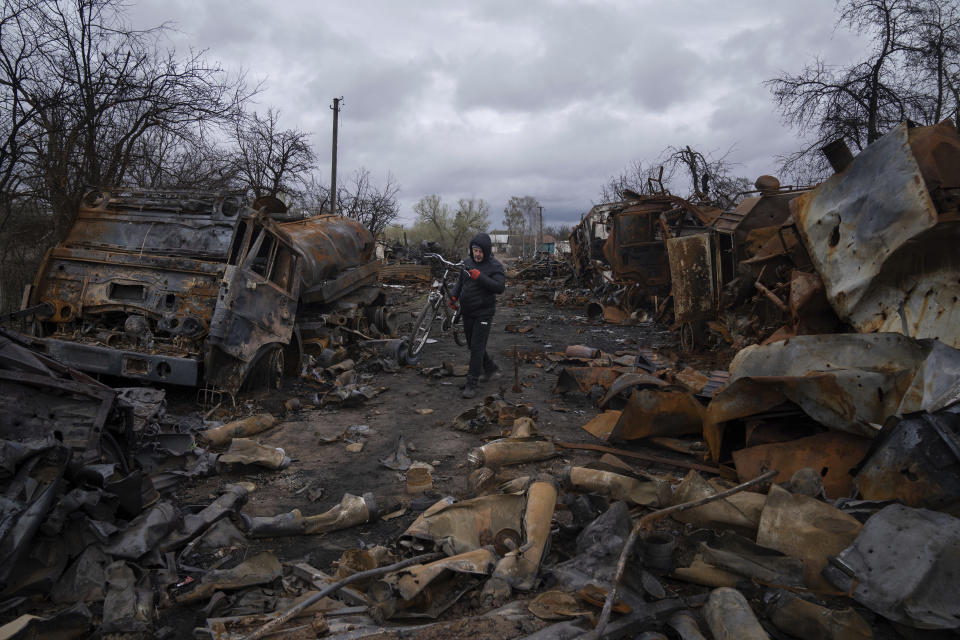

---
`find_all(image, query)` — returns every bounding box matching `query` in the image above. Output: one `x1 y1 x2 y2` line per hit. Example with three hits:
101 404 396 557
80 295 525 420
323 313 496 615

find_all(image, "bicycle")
408 253 467 360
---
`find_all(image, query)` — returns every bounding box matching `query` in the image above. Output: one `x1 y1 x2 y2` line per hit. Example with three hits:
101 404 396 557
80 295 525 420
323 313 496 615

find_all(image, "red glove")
449 296 458 310
469 268 480 280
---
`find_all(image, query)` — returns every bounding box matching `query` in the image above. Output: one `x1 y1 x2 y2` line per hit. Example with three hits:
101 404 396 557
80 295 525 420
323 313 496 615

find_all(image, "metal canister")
467 438 558 468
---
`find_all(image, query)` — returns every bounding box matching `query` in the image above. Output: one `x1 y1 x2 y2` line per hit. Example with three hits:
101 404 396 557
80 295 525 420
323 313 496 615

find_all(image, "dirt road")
162 278 730 636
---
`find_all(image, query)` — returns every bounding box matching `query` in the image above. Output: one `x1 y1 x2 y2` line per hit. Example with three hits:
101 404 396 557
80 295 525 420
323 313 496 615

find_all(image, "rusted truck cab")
23 190 384 393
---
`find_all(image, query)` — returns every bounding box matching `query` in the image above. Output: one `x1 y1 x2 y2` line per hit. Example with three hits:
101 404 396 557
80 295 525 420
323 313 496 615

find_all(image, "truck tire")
283 330 303 377
243 344 284 391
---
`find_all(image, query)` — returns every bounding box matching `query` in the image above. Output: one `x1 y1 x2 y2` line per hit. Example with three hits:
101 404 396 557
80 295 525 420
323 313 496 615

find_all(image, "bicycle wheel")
452 309 466 346
409 300 438 356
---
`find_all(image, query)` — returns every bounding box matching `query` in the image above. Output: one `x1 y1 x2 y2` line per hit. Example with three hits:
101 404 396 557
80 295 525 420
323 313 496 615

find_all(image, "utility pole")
329 97 343 215
538 205 544 253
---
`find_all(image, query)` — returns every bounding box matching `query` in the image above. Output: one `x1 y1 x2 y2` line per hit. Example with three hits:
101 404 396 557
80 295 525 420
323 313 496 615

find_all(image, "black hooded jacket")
452 232 505 319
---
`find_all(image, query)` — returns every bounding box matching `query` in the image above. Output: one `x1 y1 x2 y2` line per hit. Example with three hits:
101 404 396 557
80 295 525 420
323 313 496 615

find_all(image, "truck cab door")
207 223 300 390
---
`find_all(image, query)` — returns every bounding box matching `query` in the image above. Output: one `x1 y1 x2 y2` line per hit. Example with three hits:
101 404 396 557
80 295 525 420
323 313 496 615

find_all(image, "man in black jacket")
451 232 506 398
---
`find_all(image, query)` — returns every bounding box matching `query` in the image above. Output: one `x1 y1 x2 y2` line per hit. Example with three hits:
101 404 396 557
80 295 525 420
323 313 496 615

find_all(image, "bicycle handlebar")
424 253 466 269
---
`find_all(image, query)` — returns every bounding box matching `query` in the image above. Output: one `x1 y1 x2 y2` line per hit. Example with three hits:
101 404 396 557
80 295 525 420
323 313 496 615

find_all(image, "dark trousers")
463 315 494 382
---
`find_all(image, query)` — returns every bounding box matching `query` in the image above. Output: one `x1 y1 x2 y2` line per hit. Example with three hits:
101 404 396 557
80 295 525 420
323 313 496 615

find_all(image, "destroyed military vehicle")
18 190 396 393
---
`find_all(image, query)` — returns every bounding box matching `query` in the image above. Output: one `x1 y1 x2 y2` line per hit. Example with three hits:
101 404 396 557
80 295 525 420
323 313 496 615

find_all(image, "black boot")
479 361 501 382
462 376 479 399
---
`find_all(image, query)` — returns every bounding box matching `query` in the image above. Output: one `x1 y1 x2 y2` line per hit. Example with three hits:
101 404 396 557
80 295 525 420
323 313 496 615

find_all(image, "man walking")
451 232 505 398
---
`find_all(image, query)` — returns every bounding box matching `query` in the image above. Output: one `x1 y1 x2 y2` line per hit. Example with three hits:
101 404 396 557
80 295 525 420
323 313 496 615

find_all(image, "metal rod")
580 469 778 640
554 441 735 479
242 551 442 640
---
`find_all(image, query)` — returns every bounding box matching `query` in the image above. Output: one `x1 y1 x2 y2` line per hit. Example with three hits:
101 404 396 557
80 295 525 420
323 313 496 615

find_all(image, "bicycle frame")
409 254 466 357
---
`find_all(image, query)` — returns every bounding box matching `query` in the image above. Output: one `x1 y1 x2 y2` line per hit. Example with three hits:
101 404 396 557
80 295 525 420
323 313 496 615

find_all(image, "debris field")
2 120 960 639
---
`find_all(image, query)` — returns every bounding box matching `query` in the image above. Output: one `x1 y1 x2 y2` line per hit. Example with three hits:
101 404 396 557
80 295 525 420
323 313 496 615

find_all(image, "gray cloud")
126 0 866 228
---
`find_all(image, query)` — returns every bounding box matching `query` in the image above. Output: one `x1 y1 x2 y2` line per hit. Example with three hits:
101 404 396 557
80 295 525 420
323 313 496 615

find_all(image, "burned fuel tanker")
19 189 396 393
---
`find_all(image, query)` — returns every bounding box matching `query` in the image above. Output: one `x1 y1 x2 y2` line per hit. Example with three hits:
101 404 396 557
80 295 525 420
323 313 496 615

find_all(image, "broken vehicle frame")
20 189 391 393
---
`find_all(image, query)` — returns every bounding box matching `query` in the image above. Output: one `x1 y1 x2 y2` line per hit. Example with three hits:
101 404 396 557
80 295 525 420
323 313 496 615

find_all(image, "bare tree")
543 223 572 240
0 1 40 235
233 109 315 199
295 173 330 216
903 0 960 124
503 195 539 256
337 168 400 236
0 0 252 237
599 159 658 201
767 0 960 176
661 145 749 208
502 199 527 236
125 127 239 191
412 193 452 249
292 168 400 236
450 197 490 253
600 146 749 209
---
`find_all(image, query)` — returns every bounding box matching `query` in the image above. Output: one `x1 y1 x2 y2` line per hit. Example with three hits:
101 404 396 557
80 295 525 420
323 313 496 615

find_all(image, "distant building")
539 234 556 255
489 230 510 254
487 230 553 257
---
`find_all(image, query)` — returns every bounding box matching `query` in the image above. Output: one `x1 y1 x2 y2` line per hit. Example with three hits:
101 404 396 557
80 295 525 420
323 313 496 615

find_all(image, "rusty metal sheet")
704 333 960 461
732 432 871 498
793 121 960 348
602 204 667 286
602 305 628 324
673 367 710 394
597 372 668 408
722 189 810 262
762 270 841 346
757 485 862 591
400 494 525 556
855 408 960 511
554 367 623 395
666 233 717 325
609 388 705 441
0 328 119 464
581 410 622 440
386 548 497 602
65 189 243 259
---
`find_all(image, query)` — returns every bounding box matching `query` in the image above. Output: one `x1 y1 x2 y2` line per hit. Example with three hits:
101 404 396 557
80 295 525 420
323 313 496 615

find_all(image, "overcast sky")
128 1 864 228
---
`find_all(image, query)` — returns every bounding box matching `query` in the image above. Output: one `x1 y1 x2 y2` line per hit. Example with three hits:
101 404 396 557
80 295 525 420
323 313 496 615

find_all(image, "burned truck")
19 190 394 393
568 191 720 318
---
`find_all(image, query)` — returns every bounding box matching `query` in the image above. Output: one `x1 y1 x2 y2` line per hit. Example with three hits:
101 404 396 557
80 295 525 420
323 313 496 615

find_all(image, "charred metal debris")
14 189 399 395
558 119 960 355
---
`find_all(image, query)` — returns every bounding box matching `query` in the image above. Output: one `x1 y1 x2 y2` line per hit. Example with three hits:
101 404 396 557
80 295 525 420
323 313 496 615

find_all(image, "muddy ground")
159 275 742 637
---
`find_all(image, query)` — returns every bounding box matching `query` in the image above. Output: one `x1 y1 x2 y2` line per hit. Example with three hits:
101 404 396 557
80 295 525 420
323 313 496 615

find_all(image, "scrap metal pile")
565 119 960 356
545 328 960 637
506 253 571 281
